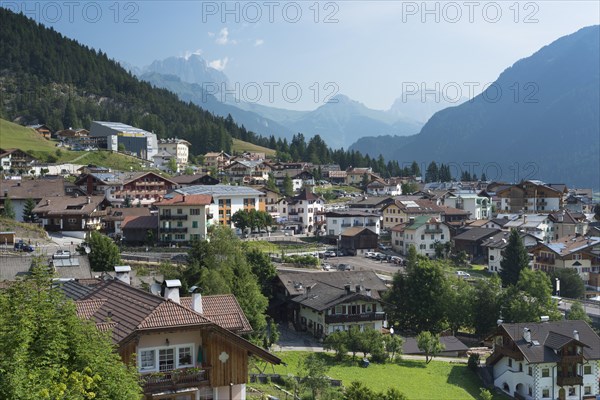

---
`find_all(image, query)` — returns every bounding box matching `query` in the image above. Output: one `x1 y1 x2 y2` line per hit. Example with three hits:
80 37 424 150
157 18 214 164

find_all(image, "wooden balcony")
557 374 583 386
424 228 443 234
141 367 209 393
161 214 188 221
561 354 583 363
325 312 385 324
161 227 188 233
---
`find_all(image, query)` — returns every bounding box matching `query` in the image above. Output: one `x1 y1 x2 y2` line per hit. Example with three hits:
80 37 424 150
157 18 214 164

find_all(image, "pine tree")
499 229 530 286
22 198 37 222
283 174 294 197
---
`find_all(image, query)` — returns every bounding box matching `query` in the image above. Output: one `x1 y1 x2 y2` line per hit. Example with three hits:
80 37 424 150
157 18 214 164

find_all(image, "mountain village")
1 118 600 400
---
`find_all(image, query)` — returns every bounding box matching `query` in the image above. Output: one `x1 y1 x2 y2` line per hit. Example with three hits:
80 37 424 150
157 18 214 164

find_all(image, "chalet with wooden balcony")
531 234 600 288
274 270 388 338
496 180 567 214
32 195 108 236
487 321 600 400
65 272 279 400
75 171 176 207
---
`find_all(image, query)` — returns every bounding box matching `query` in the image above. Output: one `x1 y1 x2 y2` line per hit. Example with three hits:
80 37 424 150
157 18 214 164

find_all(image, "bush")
282 255 318 266
468 353 480 371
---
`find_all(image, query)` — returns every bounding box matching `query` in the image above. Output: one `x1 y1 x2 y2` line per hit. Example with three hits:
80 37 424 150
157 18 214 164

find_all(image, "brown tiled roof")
32 195 106 216
292 188 320 202
492 321 600 364
440 206 471 216
154 194 212 206
341 227 378 237
137 301 211 330
76 299 107 319
122 215 158 230
122 171 176 186
0 178 65 200
180 294 253 334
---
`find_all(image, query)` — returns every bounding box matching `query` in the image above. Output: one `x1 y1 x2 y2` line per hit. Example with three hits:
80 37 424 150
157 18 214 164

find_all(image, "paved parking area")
320 255 404 275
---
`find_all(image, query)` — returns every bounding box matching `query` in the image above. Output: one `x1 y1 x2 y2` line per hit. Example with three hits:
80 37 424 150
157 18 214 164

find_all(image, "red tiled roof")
75 299 106 319
137 301 211 330
180 294 253 334
154 194 212 206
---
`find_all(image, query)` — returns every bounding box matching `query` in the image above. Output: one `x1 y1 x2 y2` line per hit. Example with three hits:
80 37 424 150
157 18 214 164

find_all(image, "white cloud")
208 57 229 71
254 39 264 47
207 31 215 37
183 49 202 60
216 27 236 45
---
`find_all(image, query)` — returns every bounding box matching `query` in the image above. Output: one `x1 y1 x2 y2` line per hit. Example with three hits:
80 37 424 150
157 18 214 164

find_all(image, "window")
67 218 77 224
139 344 195 373
490 255 495 260
174 234 185 240
190 208 200 215
177 221 183 227
528 366 532 376
441 234 444 239
584 365 592 374
177 208 182 214
568 387 575 396
159 348 174 372
541 368 549 377
178 346 193 367
140 349 155 371
192 221 198 229
542 389 549 398
431 234 435 240
584 386 591 395
421 235 425 240
508 359 513 367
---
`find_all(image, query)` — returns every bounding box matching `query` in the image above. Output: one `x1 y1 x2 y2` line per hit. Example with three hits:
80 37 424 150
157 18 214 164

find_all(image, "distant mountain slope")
144 54 229 90
352 25 600 188
141 72 295 139
282 95 423 149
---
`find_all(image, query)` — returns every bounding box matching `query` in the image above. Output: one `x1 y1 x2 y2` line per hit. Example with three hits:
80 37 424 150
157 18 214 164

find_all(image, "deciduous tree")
0 259 142 399
87 231 121 272
416 331 445 364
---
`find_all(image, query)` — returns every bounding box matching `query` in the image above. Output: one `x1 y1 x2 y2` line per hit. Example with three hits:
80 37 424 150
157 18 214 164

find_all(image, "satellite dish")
150 283 162 296
84 246 91 254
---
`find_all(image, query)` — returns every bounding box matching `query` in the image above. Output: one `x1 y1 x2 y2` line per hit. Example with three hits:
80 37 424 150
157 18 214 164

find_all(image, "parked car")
378 243 391 251
337 263 352 271
456 271 471 278
322 263 331 271
365 251 376 258
53 250 71 259
390 256 403 265
323 250 337 257
373 252 387 260
336 249 347 256
14 241 34 252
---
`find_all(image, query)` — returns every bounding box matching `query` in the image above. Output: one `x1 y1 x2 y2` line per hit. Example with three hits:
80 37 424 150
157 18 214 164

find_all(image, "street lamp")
555 278 560 297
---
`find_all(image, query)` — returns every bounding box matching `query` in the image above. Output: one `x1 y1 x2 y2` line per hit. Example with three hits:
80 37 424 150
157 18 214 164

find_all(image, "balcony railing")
141 367 209 393
341 223 351 227
425 228 443 234
161 214 188 221
161 227 188 233
365 222 377 226
557 375 583 386
288 211 299 215
325 312 385 324
353 222 364 227
561 354 583 363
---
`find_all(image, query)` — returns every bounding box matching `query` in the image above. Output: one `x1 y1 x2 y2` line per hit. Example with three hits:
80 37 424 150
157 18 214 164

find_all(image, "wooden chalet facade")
64 276 279 400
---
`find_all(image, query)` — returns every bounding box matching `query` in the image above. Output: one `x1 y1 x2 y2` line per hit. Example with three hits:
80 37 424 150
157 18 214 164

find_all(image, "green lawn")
261 351 509 400
232 138 276 156
0 119 62 153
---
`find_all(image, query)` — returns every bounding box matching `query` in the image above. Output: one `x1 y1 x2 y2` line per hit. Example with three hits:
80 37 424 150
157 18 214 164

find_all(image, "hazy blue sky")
7 1 599 110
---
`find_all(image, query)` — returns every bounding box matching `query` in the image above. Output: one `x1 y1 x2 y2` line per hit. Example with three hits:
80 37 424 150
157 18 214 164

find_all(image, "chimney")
365 288 372 297
523 327 531 343
46 199 50 206
86 196 91 204
355 285 361 293
190 286 203 314
344 284 351 295
573 330 579 341
162 279 182 304
114 265 131 285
